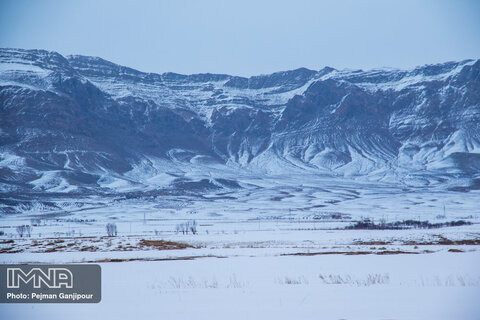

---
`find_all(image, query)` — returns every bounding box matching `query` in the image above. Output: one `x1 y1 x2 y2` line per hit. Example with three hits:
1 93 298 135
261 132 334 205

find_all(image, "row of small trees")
106 223 117 237
16 225 32 238
11 221 198 238
17 223 116 237
176 220 197 235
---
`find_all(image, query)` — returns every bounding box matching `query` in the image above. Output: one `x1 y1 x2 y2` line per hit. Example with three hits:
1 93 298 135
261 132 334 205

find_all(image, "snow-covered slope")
1 48 479 211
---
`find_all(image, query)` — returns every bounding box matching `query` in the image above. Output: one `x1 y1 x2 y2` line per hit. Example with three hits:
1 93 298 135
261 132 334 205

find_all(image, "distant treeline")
346 219 471 230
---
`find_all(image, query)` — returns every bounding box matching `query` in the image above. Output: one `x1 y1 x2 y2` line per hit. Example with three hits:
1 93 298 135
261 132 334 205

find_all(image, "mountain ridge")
1 48 479 213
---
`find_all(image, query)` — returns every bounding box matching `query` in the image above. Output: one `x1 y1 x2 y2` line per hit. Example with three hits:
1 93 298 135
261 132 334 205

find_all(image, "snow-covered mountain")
1 48 479 204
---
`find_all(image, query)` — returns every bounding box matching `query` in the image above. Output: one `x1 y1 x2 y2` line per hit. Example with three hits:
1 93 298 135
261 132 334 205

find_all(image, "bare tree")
16 225 24 238
188 220 197 235
176 224 181 235
25 225 32 237
16 225 32 238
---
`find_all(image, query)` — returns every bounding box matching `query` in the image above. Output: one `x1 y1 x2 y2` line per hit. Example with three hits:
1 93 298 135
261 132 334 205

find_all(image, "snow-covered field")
1 253 480 320
1 184 480 320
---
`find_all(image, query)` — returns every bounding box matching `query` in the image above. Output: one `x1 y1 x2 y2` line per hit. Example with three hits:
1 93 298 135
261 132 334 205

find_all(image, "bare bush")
30 218 43 226
168 276 218 289
106 223 117 237
227 274 247 288
66 229 76 237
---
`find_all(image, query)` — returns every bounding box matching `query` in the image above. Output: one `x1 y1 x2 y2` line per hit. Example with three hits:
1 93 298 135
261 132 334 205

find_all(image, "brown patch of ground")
375 250 419 255
0 247 22 253
139 239 195 250
404 236 480 246
437 239 480 245
79 245 98 252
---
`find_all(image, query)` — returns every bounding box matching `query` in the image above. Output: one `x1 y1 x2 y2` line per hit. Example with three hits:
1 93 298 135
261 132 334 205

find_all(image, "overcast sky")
0 0 479 76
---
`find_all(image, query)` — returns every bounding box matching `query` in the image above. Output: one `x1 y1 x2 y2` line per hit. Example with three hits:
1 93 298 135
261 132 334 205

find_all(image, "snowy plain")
1 183 480 320
1 253 480 320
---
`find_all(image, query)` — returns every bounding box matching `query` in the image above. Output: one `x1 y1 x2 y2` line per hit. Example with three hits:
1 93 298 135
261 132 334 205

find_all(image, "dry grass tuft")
319 273 390 286
276 276 309 285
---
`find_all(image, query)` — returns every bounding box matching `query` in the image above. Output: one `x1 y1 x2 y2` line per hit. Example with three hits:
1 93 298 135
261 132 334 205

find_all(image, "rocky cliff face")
1 48 479 200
